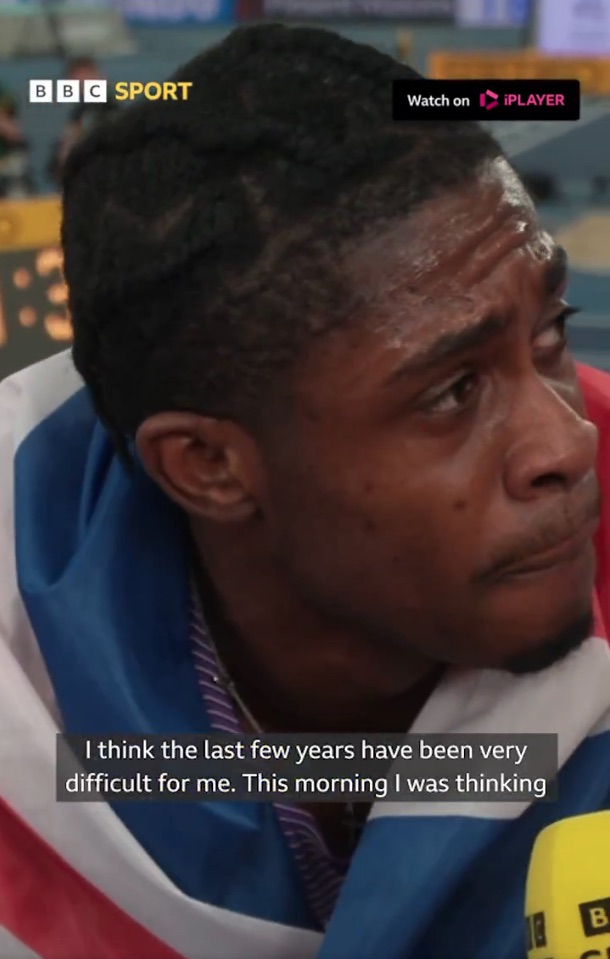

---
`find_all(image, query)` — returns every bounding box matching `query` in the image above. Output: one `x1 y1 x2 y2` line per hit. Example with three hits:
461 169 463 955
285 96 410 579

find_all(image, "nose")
504 377 598 502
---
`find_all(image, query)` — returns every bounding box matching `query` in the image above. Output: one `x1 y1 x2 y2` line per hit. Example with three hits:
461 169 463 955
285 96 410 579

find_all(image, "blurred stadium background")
0 0 609 379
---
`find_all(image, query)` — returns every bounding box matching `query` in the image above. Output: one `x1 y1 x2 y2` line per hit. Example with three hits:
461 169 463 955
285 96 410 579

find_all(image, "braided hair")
62 23 503 462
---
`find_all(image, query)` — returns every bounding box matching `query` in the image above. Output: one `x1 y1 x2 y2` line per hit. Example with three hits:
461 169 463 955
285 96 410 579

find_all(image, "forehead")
347 159 546 317
293 161 561 402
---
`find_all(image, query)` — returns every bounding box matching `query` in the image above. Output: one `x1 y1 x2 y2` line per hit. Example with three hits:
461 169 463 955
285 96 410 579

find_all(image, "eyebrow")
384 245 570 388
384 312 511 386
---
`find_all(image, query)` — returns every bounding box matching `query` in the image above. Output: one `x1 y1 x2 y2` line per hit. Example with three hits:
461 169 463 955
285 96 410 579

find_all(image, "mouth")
501 517 598 580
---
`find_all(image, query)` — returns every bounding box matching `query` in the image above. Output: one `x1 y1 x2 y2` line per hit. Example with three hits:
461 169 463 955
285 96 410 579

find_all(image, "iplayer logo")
479 89 499 110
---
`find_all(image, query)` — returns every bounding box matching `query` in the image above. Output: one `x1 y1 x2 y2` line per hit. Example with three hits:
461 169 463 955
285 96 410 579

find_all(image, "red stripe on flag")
0 795 187 959
579 363 610 642
594 591 607 641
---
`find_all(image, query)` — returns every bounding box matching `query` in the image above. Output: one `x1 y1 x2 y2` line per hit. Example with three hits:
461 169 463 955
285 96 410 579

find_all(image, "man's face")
261 158 600 674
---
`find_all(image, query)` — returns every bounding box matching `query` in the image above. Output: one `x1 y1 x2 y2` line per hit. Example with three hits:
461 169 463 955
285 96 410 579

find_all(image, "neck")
191 520 442 734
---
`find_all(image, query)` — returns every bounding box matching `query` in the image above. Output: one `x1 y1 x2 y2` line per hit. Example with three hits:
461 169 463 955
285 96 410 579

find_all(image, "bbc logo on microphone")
525 910 547 949
580 896 610 936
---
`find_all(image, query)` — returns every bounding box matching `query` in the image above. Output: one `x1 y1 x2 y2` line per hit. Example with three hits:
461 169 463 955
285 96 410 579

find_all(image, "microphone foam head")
526 811 610 958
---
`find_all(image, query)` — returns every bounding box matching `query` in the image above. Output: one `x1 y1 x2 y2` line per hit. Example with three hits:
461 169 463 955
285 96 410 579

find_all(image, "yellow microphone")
525 811 610 959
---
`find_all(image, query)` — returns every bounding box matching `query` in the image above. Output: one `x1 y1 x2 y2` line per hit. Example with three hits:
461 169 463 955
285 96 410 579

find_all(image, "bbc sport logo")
28 80 193 104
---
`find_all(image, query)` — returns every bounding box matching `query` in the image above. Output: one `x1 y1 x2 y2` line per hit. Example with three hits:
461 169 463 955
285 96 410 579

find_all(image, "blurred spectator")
235 0 264 15
0 82 33 199
48 57 120 185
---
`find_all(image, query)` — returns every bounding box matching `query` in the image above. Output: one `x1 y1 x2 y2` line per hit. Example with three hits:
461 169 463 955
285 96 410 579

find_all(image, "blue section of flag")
13 388 312 929
318 732 610 959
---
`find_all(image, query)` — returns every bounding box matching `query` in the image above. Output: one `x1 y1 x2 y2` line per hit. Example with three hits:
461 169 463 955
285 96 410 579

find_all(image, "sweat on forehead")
347 161 534 283
336 220 569 381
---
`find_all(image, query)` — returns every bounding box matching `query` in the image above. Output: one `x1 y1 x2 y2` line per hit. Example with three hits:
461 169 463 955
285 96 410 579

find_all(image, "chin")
500 608 594 675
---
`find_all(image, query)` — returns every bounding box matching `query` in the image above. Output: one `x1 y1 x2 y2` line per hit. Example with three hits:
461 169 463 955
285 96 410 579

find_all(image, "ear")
135 412 265 522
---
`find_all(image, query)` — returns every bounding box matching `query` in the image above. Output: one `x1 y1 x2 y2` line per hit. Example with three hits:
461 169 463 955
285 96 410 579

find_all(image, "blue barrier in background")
112 0 236 24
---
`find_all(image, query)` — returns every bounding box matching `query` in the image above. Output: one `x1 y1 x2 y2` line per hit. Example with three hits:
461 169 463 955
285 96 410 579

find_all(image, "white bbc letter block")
83 79 108 103
28 80 53 103
56 80 80 103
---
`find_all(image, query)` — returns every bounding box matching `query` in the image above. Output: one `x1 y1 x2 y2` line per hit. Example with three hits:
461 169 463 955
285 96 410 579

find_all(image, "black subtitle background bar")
393 80 581 122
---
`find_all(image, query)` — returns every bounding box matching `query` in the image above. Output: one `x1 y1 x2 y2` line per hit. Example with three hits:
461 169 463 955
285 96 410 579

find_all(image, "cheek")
279 464 477 585
267 417 499 596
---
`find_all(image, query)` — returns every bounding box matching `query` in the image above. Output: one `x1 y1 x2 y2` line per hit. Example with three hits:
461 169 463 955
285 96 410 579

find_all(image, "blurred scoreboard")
0 197 70 381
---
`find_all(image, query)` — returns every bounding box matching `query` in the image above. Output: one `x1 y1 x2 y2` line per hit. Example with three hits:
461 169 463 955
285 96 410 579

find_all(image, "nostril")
531 473 565 489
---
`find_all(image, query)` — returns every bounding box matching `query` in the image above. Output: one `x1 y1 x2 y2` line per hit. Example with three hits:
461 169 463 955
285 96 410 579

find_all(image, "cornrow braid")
62 22 503 462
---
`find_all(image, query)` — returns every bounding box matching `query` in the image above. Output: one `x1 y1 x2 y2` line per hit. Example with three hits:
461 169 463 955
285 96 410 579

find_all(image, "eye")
420 371 480 416
534 306 581 355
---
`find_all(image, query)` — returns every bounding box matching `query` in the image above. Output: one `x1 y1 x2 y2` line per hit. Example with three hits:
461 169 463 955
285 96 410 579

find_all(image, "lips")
502 517 598 578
